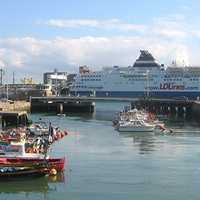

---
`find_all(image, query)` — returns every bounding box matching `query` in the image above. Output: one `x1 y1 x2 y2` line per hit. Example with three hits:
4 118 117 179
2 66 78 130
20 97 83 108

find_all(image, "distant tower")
0 68 5 85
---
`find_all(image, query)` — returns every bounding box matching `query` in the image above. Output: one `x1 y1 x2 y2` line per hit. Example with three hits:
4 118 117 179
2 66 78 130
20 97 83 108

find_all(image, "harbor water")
1 101 200 200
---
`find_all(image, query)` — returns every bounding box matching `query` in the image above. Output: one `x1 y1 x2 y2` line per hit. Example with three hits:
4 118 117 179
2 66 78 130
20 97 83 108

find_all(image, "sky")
0 0 200 82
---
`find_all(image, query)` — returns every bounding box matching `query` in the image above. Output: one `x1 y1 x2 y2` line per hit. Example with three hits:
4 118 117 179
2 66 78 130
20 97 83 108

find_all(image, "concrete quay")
0 101 30 112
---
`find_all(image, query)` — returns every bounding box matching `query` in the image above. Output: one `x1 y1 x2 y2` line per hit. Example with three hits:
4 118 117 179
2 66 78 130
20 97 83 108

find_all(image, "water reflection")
48 172 65 183
0 177 49 193
0 172 65 194
62 111 114 122
120 132 156 154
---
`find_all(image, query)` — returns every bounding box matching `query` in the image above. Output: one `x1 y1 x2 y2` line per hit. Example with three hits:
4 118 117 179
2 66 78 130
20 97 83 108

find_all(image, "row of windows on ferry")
80 79 101 81
79 78 199 84
78 78 199 82
80 74 200 79
164 78 199 81
80 77 199 81
81 75 102 78
71 85 87 88
164 74 200 78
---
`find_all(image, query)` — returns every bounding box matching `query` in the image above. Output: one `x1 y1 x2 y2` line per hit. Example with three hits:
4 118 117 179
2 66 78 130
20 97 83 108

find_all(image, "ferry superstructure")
70 50 200 99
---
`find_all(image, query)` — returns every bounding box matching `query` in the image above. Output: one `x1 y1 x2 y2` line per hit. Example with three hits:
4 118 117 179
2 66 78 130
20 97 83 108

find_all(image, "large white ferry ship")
70 50 200 99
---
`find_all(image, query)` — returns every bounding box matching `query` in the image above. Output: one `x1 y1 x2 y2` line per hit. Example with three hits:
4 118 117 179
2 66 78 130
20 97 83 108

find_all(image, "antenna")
12 71 15 84
182 60 185 67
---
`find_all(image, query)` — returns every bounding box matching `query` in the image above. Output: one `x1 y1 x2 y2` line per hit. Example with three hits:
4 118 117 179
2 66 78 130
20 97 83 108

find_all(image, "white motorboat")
28 121 49 136
116 119 155 132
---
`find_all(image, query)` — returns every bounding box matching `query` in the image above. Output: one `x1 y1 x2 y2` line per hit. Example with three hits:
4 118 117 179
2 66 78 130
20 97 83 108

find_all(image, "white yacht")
116 119 155 132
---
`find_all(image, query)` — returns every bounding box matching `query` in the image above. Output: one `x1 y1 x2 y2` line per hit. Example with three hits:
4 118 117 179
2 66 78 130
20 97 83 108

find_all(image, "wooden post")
17 116 19 127
2 117 5 129
58 103 63 114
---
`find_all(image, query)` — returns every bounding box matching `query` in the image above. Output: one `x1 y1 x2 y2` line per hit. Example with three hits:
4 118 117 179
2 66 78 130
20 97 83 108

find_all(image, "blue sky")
0 0 198 38
0 0 200 82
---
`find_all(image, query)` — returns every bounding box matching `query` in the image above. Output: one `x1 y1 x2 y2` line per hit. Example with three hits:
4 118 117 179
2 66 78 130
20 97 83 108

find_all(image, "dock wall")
191 101 200 119
132 98 193 117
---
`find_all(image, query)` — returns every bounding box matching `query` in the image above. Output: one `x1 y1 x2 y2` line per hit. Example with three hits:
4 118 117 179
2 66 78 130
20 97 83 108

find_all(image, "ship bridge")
133 50 161 68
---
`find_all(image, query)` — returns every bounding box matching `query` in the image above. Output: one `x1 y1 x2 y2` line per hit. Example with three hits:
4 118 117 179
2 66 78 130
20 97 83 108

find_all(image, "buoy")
64 131 68 136
56 132 61 139
61 132 65 138
50 168 57 175
54 135 58 141
48 175 57 182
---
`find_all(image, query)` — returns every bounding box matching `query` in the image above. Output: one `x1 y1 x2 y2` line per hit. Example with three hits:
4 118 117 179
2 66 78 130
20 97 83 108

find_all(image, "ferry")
70 50 200 99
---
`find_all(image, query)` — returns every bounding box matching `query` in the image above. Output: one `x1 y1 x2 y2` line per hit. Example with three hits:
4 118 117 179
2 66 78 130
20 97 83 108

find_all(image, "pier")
190 101 200 118
131 97 200 118
30 96 96 113
28 96 200 120
30 96 200 118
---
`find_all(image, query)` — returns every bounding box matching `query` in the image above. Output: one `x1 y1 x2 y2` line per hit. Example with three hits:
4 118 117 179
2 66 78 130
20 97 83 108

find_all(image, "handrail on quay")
30 96 197 104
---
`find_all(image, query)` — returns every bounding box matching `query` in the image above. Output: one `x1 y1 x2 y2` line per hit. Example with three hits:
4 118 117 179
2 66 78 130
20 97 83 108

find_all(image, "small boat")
0 141 65 178
154 124 174 135
114 107 166 133
116 119 155 132
0 157 65 172
0 141 45 159
0 166 49 178
0 119 67 178
28 121 49 136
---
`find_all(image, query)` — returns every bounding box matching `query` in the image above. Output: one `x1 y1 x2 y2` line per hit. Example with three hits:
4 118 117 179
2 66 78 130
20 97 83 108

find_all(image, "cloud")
44 18 147 32
192 30 200 38
1 14 200 82
149 14 188 39
43 16 190 39
180 5 191 11
151 28 187 38
0 35 196 83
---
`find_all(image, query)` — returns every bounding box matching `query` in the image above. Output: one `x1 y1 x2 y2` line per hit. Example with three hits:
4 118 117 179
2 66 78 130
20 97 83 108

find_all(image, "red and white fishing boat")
0 141 65 177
